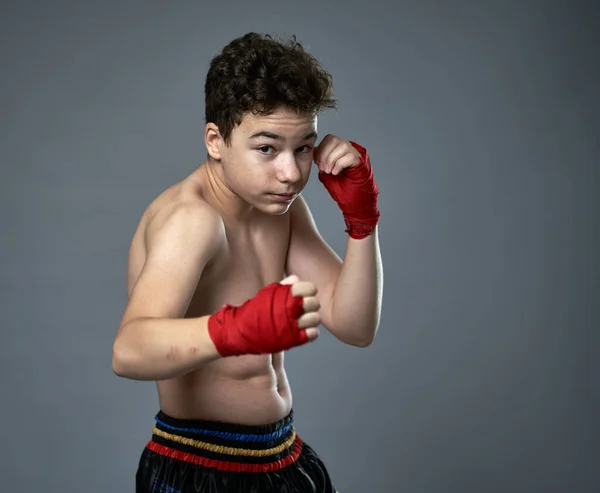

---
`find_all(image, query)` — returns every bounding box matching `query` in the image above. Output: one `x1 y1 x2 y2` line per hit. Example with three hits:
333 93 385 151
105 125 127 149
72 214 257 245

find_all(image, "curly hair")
205 33 337 144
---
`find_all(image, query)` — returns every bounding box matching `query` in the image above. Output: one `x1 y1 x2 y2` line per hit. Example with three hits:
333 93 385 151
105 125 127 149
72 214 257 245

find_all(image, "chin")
259 202 293 216
255 195 298 215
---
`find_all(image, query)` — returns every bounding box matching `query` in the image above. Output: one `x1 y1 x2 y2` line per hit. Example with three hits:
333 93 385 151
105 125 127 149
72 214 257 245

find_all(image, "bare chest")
186 220 290 317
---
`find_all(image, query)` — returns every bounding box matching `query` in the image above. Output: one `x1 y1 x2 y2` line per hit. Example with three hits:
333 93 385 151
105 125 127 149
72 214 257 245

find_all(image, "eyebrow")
248 131 318 141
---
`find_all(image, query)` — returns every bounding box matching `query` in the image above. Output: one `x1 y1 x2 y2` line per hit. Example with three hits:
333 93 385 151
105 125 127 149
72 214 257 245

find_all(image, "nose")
276 154 302 184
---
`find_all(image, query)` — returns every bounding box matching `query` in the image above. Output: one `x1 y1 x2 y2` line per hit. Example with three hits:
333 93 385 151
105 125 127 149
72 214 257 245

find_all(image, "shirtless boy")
112 32 383 493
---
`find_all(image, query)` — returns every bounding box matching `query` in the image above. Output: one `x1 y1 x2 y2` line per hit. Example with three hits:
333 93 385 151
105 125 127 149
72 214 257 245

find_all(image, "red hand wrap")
207 282 308 357
318 141 380 239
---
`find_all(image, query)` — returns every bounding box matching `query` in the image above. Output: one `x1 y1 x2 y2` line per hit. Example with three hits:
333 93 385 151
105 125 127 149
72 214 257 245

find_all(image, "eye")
257 145 274 154
296 145 313 153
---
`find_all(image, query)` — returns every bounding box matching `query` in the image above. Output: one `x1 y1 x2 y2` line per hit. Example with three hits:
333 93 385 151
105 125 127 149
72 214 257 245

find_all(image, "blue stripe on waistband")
154 416 294 443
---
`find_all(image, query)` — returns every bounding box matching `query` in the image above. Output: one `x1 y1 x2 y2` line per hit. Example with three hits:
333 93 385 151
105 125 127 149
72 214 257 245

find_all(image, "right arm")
112 203 225 381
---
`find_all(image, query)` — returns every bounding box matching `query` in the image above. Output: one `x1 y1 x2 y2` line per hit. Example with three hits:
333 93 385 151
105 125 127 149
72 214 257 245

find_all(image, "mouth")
268 192 299 202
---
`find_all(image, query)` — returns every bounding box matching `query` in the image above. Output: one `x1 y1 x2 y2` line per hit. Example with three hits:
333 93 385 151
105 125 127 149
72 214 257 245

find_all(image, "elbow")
111 356 127 378
330 317 379 348
112 334 163 381
348 317 380 348
349 335 375 348
111 348 127 378
111 339 137 378
353 320 380 347
342 327 378 348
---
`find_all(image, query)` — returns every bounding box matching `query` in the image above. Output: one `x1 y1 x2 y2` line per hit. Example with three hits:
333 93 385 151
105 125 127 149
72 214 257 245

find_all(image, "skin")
112 106 383 425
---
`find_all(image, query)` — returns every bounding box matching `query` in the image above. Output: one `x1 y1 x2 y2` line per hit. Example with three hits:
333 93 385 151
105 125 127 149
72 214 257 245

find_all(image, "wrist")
344 216 379 240
207 305 238 357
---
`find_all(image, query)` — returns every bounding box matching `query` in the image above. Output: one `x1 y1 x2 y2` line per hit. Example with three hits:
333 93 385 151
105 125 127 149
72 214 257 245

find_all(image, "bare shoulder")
119 191 226 329
145 195 225 251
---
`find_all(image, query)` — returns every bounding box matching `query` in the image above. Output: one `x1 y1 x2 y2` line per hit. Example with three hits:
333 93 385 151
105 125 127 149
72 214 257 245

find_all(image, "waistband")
145 409 303 473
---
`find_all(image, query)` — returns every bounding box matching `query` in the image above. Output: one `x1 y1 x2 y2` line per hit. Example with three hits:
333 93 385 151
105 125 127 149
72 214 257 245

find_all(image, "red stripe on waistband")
145 435 304 473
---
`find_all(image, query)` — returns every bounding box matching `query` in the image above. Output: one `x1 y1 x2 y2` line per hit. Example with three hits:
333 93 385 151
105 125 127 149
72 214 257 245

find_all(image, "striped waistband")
145 410 303 473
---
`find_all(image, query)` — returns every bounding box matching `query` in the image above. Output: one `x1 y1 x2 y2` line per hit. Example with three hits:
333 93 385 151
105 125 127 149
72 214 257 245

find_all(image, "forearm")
112 316 221 381
328 229 383 346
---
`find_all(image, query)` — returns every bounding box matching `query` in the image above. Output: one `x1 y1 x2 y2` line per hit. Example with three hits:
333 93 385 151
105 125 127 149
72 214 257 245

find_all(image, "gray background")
1 0 598 492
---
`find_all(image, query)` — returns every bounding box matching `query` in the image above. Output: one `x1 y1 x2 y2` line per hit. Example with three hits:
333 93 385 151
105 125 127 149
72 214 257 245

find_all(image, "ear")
205 123 223 161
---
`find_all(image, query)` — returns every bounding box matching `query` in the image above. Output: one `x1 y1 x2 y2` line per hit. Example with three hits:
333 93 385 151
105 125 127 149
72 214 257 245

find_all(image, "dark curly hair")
205 33 337 144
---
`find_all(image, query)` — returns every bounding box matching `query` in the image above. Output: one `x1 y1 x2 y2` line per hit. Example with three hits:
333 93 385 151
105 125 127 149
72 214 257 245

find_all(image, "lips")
268 191 298 202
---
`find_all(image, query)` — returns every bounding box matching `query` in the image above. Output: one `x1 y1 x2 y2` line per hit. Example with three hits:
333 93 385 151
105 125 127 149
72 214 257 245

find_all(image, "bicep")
119 204 224 329
285 197 342 328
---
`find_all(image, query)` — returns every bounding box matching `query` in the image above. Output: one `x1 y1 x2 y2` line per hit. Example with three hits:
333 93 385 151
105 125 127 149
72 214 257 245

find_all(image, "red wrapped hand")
317 140 380 239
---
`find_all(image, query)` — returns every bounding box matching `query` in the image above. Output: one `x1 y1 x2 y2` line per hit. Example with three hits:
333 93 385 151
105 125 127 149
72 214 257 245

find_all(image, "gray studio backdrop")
1 1 598 492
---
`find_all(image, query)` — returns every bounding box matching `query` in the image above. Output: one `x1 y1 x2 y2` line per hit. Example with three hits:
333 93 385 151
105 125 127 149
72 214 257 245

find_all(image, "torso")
126 165 293 425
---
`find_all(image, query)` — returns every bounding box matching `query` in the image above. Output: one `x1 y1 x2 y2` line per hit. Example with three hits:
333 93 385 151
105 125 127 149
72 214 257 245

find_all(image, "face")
206 106 318 215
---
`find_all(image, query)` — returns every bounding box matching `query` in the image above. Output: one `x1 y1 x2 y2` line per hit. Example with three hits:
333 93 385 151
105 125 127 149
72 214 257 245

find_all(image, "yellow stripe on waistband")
152 426 297 457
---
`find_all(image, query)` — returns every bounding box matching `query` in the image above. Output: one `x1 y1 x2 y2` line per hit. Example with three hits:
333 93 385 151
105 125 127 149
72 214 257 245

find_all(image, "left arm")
286 195 383 347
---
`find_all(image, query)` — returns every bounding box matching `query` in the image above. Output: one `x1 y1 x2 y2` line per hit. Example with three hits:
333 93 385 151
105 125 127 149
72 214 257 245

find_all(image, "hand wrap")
208 283 307 357
318 141 380 239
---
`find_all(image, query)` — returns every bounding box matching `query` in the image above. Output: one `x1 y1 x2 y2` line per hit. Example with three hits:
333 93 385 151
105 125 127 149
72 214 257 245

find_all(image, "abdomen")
156 353 292 425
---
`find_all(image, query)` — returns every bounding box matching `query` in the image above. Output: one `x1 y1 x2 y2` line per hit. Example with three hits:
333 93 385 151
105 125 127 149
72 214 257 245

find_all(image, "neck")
198 159 255 223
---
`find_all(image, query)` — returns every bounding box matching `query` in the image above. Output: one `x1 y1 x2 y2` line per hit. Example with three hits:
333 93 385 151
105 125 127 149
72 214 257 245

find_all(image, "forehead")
236 108 318 138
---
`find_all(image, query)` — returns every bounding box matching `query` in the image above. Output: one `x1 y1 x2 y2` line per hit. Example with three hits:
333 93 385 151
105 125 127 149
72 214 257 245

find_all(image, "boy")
112 32 383 492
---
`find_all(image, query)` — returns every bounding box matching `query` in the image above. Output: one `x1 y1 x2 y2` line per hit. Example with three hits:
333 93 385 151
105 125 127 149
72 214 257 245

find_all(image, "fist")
313 134 361 176
280 275 320 341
